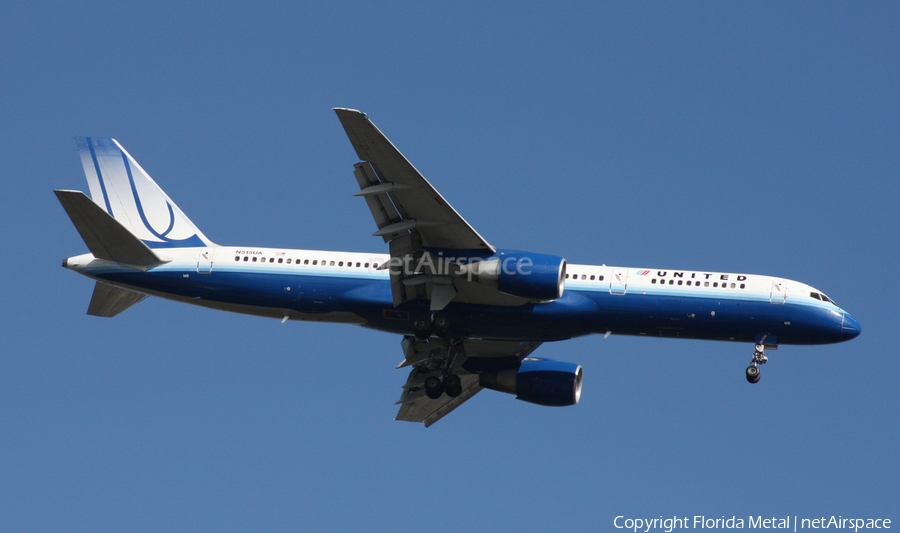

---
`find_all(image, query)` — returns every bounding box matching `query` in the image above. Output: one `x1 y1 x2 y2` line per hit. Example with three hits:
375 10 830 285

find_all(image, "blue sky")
1 2 897 531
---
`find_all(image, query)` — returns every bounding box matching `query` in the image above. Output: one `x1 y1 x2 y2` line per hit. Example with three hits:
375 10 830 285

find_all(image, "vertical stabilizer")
76 137 214 249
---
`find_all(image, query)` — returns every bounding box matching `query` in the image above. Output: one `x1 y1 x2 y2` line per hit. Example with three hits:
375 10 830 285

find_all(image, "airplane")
55 108 861 427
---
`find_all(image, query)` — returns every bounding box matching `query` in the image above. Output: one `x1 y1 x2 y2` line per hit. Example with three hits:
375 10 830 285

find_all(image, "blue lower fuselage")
93 264 858 347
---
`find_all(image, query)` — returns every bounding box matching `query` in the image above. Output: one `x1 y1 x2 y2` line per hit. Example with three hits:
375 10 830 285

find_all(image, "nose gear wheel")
745 344 768 384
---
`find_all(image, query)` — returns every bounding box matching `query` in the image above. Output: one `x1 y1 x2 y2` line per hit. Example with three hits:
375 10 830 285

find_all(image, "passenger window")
330 261 335 266
243 256 248 262
677 280 683 285
252 257 258 262
312 260 317 265
704 282 709 287
234 256 239 261
339 261 344 267
740 284 745 289
590 275 595 280
270 258 275 263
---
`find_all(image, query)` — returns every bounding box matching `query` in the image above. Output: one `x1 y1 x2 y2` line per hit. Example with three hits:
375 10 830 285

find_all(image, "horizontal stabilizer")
87 282 148 317
54 190 166 269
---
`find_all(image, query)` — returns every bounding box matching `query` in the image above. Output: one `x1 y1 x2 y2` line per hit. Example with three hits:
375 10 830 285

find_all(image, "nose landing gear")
745 344 768 383
745 364 761 383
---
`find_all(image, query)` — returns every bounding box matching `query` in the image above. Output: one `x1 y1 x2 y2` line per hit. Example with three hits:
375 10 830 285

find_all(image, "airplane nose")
842 313 861 339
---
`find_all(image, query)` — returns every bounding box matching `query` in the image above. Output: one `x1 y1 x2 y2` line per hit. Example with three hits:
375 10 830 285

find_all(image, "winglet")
54 189 167 270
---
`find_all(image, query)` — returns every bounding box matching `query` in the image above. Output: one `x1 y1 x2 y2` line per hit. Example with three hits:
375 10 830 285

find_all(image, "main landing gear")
424 373 463 399
745 344 768 384
413 313 450 339
418 335 464 400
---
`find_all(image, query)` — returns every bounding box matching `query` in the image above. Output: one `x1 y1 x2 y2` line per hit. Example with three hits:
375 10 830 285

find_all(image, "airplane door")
769 278 787 304
609 268 629 295
197 249 214 273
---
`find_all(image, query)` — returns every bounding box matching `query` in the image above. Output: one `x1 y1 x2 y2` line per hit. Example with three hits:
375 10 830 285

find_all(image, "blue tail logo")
76 137 212 249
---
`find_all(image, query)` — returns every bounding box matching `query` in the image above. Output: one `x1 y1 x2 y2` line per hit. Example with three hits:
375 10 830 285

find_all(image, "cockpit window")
810 291 836 305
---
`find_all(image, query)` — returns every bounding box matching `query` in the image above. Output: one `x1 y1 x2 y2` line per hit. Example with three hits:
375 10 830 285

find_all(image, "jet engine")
458 251 566 301
479 357 583 406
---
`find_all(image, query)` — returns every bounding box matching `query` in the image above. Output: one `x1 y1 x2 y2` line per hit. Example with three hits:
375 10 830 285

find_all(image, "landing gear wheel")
745 365 761 384
424 376 444 399
432 315 450 338
443 374 463 398
413 318 432 340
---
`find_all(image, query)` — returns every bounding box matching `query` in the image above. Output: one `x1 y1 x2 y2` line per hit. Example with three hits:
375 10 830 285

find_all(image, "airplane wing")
334 108 499 308
334 108 493 251
334 110 553 425
394 336 541 427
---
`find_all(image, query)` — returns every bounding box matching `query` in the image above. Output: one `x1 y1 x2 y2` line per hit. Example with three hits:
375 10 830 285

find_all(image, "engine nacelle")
459 251 566 301
479 357 583 406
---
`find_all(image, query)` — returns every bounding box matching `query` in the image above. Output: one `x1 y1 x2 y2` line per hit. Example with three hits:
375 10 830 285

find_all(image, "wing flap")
353 162 401 235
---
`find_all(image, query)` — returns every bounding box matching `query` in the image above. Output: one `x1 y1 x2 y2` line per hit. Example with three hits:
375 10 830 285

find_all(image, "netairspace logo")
613 515 891 533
